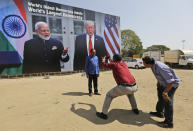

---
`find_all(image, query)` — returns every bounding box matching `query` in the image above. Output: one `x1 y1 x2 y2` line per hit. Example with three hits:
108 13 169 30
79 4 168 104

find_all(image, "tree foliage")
145 45 170 54
121 29 143 57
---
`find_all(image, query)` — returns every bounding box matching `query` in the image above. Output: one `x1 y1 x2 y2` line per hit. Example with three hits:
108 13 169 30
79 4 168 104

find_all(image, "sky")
49 0 193 50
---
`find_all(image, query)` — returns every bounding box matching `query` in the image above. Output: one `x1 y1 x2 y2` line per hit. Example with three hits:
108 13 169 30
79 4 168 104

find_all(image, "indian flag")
0 0 29 75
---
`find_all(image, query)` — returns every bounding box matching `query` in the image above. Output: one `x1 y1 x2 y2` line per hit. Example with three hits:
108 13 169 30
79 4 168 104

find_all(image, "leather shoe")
88 93 93 96
133 109 139 114
157 122 173 128
96 112 108 120
150 111 164 118
94 92 101 95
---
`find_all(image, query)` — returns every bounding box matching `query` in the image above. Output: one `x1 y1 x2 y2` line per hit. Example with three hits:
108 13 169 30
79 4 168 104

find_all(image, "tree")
145 45 170 54
121 29 143 57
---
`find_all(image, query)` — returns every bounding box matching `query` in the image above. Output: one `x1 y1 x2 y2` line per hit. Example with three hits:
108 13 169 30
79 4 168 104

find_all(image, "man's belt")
119 83 136 87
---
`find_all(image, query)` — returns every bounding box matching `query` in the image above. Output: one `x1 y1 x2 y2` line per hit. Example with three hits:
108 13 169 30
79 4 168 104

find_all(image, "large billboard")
0 0 120 75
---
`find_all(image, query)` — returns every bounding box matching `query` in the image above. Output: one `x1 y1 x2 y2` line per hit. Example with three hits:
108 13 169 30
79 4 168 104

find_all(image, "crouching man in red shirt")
96 54 139 120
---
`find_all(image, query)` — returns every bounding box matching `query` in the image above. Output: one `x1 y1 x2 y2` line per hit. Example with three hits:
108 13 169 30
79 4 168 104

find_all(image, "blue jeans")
156 83 177 124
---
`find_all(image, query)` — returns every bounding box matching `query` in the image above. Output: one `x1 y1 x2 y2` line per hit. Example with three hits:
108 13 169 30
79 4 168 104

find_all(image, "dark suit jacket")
74 34 107 70
23 37 69 73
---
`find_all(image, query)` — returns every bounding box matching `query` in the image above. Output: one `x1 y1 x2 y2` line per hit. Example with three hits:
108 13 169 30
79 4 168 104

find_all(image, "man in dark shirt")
96 54 139 120
74 20 107 70
85 49 100 96
23 22 69 73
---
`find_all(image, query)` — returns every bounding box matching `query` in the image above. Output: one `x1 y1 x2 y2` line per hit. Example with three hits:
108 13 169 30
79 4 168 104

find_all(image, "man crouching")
96 54 139 120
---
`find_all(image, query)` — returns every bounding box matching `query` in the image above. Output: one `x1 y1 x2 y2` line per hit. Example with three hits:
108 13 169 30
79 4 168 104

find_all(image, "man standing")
142 56 180 128
96 54 139 120
85 49 100 96
74 20 107 70
23 22 69 73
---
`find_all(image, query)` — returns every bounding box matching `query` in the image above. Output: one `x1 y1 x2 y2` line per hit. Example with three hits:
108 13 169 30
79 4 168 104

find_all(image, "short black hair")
113 54 122 62
142 56 155 64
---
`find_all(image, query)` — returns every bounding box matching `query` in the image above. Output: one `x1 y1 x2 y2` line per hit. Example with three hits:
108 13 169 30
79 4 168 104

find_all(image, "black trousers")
156 83 177 124
88 74 98 93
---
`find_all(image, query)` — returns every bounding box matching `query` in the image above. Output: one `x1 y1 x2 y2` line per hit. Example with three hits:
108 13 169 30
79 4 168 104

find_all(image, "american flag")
104 15 120 58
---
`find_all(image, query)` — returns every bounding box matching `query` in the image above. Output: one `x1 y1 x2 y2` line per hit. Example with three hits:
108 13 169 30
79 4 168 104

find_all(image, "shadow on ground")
71 102 157 126
62 92 89 96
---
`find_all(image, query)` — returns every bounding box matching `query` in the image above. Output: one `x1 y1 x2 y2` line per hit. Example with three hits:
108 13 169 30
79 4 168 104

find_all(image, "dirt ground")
0 68 193 131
